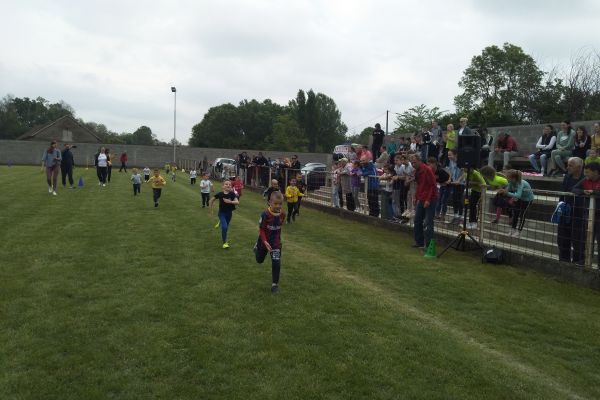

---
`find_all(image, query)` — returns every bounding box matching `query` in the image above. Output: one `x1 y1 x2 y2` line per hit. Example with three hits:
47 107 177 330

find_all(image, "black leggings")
98 167 108 184
61 166 74 186
287 202 297 222
293 198 302 217
511 200 532 230
133 183 141 195
468 190 481 223
255 241 281 284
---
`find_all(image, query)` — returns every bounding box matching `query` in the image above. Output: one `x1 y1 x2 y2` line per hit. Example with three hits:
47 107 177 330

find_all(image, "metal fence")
216 166 598 269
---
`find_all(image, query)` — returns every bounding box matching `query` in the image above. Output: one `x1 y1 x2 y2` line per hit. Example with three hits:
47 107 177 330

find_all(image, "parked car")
212 158 237 179
301 163 327 190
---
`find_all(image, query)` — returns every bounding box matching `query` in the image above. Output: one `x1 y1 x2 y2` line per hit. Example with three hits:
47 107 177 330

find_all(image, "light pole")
171 86 177 165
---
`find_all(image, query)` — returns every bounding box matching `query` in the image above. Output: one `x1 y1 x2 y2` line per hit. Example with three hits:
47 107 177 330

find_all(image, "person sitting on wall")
488 132 518 170
528 125 556 176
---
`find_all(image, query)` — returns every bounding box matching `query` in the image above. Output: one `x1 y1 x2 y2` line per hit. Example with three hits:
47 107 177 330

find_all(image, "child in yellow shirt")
148 168 167 207
285 178 304 223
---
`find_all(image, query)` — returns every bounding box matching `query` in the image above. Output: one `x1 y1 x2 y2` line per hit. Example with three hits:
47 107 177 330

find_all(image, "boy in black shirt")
210 180 240 249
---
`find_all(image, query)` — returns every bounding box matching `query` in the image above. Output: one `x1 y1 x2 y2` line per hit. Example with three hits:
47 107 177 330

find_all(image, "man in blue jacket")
360 157 380 217
61 143 75 189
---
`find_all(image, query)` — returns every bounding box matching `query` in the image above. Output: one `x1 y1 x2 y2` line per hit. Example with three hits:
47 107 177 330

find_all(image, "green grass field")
1 166 600 400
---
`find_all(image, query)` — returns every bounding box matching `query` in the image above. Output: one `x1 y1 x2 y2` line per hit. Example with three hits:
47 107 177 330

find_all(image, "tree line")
188 89 347 153
0 95 167 146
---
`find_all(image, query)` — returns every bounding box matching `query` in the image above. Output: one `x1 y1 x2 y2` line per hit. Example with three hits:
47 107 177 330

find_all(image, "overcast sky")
1 0 598 144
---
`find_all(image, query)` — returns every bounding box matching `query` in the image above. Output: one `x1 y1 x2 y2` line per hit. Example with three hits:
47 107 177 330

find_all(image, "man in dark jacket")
557 157 585 264
61 143 75 188
371 123 385 161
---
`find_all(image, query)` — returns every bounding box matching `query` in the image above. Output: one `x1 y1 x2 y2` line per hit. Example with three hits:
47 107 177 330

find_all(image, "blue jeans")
219 211 233 242
435 186 449 215
529 153 548 173
414 200 437 247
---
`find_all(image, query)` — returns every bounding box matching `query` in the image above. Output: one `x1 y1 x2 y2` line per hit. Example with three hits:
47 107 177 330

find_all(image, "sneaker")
154 202 158 207
214 221 220 229
102 183 106 187
511 229 520 238
223 242 230 249
52 191 57 196
69 186 74 189
98 182 102 186
48 187 53 193
411 244 425 249
271 285 279 294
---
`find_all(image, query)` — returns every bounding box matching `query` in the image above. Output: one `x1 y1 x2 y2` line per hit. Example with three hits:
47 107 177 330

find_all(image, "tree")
347 127 373 145
189 103 243 148
454 43 544 126
394 104 444 134
266 114 308 152
131 125 155 145
0 95 73 139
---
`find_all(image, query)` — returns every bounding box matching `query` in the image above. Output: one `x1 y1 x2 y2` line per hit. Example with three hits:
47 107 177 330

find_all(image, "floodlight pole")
171 86 177 165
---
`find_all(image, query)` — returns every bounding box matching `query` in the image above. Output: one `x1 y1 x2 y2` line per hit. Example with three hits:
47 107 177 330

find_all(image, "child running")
254 191 284 294
131 168 142 196
190 168 197 185
148 168 166 207
143 166 151 183
293 173 306 218
210 180 239 249
263 179 280 204
284 178 304 223
200 172 213 208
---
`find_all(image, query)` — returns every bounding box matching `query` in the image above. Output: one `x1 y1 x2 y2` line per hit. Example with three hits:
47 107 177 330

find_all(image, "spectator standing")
371 123 385 161
464 167 486 230
557 157 586 265
447 149 464 225
350 160 363 212
572 162 600 266
290 155 301 171
488 132 518 169
529 125 556 175
591 122 600 151
330 162 341 208
60 143 75 189
375 145 389 168
348 146 358 162
431 121 443 145
480 166 509 224
359 157 380 217
572 126 591 159
379 165 395 219
41 140 61 195
428 157 450 220
458 117 473 136
410 153 438 249
119 152 128 172
338 159 353 210
551 121 575 176
392 155 406 219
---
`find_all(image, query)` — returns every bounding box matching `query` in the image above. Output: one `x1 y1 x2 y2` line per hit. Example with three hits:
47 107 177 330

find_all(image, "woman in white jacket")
528 125 556 175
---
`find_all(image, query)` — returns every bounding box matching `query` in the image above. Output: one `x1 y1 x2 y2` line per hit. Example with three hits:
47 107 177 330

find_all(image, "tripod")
438 166 483 258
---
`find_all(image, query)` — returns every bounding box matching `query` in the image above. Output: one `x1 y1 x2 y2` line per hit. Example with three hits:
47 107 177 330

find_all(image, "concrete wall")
0 140 331 168
483 120 598 155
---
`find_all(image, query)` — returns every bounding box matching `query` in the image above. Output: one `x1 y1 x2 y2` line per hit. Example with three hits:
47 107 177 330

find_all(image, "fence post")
364 176 369 215
478 187 486 245
585 196 596 268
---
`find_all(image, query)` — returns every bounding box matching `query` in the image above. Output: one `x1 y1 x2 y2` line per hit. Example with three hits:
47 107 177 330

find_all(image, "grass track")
1 166 599 399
